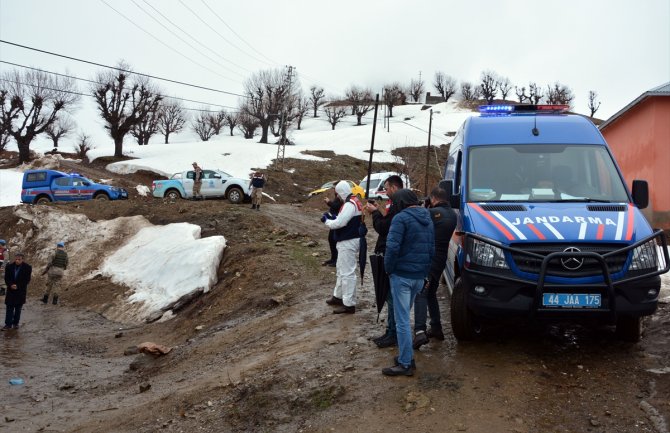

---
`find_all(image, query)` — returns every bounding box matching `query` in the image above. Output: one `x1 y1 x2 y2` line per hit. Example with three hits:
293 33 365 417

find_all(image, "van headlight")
629 240 658 270
467 238 509 269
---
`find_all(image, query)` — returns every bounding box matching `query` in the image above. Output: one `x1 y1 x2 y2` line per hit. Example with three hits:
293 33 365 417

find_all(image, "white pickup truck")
151 169 251 203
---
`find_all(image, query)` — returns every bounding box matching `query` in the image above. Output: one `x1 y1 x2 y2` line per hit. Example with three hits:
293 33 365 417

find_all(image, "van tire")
227 187 243 204
615 315 641 342
450 277 480 341
94 192 109 200
35 196 51 205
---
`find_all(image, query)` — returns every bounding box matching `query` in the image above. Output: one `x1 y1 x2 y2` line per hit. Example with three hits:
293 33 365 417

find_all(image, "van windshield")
467 144 629 202
359 179 382 192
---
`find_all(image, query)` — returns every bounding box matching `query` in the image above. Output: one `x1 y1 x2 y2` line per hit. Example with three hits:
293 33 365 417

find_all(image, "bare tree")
1 69 80 163
409 78 425 103
383 82 406 117
92 63 163 157
158 100 187 144
237 112 259 139
460 81 481 102
0 127 10 152
515 86 529 103
346 86 374 126
241 68 298 144
546 82 574 107
192 110 216 141
73 132 94 162
433 72 458 102
528 82 544 104
324 105 348 130
295 97 310 130
224 111 239 136
309 85 326 117
587 90 601 117
479 70 499 104
45 115 76 149
498 76 512 101
130 94 163 146
209 109 226 135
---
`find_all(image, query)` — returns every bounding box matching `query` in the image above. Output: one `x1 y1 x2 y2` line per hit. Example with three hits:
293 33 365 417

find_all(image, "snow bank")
0 169 23 207
100 223 226 318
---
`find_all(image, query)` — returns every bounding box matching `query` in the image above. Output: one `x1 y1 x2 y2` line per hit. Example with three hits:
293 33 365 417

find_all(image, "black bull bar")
464 230 670 320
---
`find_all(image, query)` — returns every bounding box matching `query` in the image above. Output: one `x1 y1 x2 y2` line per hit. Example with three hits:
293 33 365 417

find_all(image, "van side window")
454 151 463 193
186 171 195 180
54 178 70 187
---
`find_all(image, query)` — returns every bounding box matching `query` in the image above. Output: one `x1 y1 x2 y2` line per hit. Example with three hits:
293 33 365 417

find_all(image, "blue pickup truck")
21 169 128 204
440 104 669 342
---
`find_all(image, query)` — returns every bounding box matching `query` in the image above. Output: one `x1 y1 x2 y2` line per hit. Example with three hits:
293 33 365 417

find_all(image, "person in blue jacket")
382 189 434 376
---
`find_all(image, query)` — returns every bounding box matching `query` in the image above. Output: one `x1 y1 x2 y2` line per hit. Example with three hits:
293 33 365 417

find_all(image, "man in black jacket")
364 175 403 348
3 252 32 330
413 187 457 348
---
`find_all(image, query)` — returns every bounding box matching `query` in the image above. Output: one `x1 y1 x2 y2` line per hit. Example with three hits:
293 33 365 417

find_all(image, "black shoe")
251 204 256 209
256 205 260 210
413 330 429 350
325 296 343 306
52 295 59 305
322 260 334 266
426 326 445 341
332 305 355 314
382 364 413 376
372 332 388 344
327 262 336 267
1 325 11 331
375 334 397 348
394 356 416 369
12 324 19 329
42 294 49 304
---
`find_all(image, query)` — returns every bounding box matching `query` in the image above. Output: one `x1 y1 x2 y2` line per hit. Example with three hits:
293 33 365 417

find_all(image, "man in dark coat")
3 252 32 330
382 189 434 376
364 175 403 348
413 187 457 349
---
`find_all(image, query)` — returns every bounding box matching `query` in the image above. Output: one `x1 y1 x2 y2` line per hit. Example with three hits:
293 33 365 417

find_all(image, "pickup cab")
151 169 250 203
441 104 669 342
21 169 128 204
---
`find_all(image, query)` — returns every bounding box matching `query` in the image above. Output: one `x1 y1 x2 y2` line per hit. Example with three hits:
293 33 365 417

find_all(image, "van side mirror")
439 179 460 209
631 180 648 209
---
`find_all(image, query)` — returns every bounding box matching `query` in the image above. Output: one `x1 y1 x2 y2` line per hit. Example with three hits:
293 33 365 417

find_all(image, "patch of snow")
135 185 151 197
0 169 23 207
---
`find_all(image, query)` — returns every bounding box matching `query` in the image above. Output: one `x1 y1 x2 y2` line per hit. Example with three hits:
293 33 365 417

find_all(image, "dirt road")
1 198 669 433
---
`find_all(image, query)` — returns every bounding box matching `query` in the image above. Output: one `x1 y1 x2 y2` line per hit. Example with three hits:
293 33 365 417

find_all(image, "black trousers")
328 230 338 262
5 303 23 327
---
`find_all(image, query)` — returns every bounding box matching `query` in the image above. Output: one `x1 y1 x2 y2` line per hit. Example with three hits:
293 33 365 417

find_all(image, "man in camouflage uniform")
192 162 203 200
42 242 69 305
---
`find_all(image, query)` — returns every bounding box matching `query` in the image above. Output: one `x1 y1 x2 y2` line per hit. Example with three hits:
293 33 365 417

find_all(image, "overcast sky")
1 0 668 138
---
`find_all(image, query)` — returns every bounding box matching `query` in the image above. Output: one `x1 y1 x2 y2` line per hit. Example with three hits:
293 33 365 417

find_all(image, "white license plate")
542 293 601 308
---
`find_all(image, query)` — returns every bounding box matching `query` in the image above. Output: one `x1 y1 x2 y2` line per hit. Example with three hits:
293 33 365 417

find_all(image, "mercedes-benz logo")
561 247 584 271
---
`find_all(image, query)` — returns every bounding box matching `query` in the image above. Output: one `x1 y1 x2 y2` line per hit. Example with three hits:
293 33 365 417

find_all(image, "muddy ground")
1 151 669 433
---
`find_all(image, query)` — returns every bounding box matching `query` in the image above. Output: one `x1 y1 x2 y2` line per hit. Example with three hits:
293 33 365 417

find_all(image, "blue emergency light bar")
478 104 569 114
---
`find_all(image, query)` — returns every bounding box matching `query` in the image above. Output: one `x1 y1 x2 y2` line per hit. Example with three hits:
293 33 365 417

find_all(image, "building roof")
599 82 670 131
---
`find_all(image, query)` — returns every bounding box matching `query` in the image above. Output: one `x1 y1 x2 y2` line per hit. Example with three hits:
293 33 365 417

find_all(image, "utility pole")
276 65 294 172
424 109 433 197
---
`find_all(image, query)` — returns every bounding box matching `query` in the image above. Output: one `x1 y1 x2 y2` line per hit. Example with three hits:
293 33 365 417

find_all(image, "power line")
0 78 235 113
97 0 242 85
0 39 248 98
200 0 277 66
131 0 248 78
0 60 238 110
178 0 268 67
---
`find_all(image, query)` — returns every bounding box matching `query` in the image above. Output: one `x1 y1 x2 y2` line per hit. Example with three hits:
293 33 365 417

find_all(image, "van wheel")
450 277 480 341
615 315 641 342
227 187 243 204
94 193 109 201
35 196 51 205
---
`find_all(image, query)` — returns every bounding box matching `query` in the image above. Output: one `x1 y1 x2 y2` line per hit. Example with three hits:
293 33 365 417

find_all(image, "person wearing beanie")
382 189 434 376
42 242 69 305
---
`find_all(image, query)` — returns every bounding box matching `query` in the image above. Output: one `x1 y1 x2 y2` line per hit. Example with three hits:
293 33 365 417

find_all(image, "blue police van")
440 104 669 342
21 169 128 204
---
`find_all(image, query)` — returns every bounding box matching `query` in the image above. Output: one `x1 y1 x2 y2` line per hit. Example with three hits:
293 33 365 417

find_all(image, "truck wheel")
165 189 181 200
35 196 52 205
450 277 480 341
94 193 109 201
227 187 243 204
615 315 641 342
